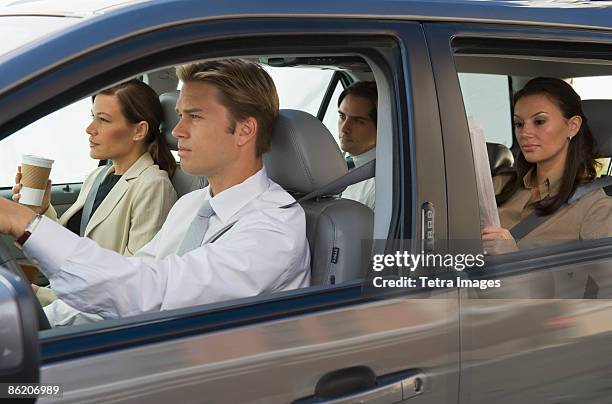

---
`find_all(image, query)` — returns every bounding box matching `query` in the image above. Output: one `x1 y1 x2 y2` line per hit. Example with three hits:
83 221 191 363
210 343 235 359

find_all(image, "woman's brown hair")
96 79 176 178
496 77 598 215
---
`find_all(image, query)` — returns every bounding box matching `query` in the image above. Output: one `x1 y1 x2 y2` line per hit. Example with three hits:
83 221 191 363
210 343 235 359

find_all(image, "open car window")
454 40 612 256
0 98 97 187
458 73 513 148
3 52 390 336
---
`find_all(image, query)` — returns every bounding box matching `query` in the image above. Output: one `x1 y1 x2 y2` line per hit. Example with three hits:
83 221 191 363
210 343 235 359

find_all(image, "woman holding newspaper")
482 77 612 247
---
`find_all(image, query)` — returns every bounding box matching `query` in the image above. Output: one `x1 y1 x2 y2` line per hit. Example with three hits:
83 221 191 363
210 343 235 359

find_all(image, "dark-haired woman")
13 80 177 309
482 77 612 246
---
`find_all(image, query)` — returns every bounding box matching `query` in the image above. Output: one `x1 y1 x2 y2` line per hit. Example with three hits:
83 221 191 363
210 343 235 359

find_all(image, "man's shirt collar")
350 147 376 168
205 167 269 223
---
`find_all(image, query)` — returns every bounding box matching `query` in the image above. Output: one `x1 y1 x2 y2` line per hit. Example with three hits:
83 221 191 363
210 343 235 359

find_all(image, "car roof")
3 0 612 50
3 0 612 96
0 0 149 56
0 0 148 17
3 0 612 27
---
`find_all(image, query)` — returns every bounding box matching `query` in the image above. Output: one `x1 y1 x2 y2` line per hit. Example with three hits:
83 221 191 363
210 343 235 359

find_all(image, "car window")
571 75 612 99
571 76 612 175
458 73 513 148
15 55 386 335
455 47 612 255
264 66 335 117
0 97 98 187
321 79 345 145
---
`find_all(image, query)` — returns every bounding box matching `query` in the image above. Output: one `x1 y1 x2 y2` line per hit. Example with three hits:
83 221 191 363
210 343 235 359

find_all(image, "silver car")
2 0 612 403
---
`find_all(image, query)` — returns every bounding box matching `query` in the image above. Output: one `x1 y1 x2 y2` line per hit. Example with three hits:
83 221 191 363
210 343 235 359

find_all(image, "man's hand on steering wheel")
0 199 51 330
0 238 51 330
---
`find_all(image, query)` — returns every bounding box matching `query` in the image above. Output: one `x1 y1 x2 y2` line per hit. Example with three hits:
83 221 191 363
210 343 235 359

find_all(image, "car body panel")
39 297 460 403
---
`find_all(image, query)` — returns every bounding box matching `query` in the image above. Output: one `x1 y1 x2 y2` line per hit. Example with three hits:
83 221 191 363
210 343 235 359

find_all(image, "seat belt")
281 159 375 208
205 220 239 244
567 176 612 204
510 176 612 241
80 164 112 236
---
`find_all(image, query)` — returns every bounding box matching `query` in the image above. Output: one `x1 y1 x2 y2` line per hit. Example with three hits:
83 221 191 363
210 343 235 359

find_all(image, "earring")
568 135 573 141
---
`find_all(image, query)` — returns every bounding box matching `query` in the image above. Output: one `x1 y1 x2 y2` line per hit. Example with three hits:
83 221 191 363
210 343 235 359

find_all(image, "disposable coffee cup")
19 154 54 206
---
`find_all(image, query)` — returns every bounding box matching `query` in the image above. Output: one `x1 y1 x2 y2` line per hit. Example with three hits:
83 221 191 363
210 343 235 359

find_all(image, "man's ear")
133 121 149 142
235 117 258 147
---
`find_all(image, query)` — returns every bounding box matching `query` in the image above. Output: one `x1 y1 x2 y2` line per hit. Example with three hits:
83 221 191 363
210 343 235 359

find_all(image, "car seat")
583 99 612 161
159 91 208 197
486 142 514 175
264 109 374 285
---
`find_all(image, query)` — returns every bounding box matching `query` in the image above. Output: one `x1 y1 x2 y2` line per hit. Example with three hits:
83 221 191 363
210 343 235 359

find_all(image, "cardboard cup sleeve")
19 155 53 206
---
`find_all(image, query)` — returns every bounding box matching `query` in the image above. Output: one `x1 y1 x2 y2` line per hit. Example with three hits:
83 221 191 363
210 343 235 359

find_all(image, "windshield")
0 16 79 56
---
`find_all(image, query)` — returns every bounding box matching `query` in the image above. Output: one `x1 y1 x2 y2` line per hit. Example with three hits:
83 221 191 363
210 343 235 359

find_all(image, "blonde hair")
176 59 279 156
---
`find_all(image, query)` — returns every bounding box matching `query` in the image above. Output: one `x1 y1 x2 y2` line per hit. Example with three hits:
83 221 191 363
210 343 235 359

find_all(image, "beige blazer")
46 152 177 255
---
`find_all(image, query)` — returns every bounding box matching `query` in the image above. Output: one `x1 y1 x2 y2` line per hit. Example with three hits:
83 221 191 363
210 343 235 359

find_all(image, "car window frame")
0 19 428 364
316 70 351 121
427 21 612 262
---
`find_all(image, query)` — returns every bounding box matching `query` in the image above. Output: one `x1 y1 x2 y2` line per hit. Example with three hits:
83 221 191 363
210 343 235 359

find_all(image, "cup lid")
22 154 54 167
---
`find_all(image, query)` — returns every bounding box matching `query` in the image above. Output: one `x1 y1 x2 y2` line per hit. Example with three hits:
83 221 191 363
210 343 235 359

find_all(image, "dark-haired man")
337 81 377 209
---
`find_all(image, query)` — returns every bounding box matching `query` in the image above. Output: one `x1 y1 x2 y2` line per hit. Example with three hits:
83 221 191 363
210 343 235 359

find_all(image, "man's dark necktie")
345 156 355 170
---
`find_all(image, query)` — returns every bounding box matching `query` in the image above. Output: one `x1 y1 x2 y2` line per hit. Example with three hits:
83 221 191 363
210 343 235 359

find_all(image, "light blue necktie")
177 199 215 256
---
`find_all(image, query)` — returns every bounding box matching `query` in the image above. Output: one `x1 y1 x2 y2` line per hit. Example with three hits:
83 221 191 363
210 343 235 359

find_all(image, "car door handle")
294 366 425 403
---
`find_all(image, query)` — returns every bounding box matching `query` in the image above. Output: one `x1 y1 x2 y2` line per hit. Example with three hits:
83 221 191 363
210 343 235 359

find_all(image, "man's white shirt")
26 168 311 320
342 147 376 210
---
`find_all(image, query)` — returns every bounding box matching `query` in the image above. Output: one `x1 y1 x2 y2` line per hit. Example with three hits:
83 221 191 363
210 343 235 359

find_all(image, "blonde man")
0 59 311 322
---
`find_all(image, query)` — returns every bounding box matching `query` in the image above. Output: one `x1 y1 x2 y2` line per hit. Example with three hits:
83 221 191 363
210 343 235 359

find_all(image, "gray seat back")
486 142 514 174
160 91 208 197
582 99 612 157
264 109 374 285
302 200 374 284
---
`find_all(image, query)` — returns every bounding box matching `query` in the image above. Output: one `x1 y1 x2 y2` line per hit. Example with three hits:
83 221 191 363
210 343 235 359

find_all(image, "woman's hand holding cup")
12 165 52 215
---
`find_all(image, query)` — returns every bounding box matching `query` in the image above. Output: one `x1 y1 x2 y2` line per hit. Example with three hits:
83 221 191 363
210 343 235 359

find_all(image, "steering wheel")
0 237 51 330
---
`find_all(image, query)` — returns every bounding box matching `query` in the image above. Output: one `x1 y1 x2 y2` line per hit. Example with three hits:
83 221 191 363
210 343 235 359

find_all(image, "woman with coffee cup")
13 79 178 307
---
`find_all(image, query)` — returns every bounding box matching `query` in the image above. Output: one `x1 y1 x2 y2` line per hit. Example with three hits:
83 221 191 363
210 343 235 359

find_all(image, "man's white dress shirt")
341 147 376 210
26 168 310 320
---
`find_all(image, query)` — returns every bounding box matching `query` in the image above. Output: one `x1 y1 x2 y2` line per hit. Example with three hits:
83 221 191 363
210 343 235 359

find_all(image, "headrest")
486 142 514 173
582 99 612 157
160 91 179 150
264 109 348 194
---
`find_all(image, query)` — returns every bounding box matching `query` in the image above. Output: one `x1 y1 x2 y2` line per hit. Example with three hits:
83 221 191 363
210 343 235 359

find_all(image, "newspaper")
468 117 501 229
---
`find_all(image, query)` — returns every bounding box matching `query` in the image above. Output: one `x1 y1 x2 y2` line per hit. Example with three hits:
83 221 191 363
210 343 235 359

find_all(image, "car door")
426 22 612 403
0 6 458 403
